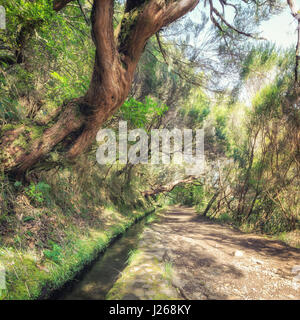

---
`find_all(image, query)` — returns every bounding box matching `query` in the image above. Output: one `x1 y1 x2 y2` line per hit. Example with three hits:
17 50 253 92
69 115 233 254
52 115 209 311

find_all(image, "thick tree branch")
155 32 168 63
69 0 201 159
1 0 201 174
53 0 74 11
142 176 199 198
67 0 129 158
117 0 200 66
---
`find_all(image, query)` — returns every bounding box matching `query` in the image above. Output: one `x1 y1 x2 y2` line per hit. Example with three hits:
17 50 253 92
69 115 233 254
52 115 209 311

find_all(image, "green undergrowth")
0 157 156 300
196 209 300 249
0 206 154 300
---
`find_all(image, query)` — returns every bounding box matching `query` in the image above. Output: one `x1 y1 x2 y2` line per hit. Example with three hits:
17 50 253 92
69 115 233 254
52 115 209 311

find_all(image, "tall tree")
0 0 282 175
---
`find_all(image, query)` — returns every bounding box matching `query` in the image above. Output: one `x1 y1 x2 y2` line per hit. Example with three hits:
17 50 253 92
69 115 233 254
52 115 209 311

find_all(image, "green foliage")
145 213 158 225
0 1 299 303
170 44 299 236
218 213 232 224
23 216 35 223
126 249 141 265
0 0 93 123
14 181 22 188
119 96 168 128
0 96 22 123
240 44 278 81
180 88 210 128
252 83 281 117
169 185 203 206
187 106 210 123
0 156 153 299
163 261 173 282
43 242 62 264
24 182 51 205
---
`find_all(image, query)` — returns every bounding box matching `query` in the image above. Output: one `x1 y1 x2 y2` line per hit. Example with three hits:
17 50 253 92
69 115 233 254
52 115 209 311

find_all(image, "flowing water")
50 219 146 300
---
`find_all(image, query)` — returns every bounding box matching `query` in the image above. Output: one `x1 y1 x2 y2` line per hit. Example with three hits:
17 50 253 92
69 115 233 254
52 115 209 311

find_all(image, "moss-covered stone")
106 210 180 300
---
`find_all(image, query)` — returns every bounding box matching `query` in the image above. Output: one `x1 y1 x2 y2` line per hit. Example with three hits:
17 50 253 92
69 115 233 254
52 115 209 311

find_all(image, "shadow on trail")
149 205 300 299
165 207 300 261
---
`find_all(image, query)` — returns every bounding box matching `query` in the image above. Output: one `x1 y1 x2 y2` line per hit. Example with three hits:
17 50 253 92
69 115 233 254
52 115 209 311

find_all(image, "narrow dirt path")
107 206 300 300
152 206 300 300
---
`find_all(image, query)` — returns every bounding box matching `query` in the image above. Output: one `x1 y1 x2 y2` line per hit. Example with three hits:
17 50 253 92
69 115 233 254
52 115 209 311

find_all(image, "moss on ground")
0 158 154 300
0 207 153 300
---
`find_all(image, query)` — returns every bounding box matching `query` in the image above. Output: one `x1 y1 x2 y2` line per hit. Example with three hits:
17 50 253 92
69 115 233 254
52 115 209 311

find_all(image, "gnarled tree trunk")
0 0 199 175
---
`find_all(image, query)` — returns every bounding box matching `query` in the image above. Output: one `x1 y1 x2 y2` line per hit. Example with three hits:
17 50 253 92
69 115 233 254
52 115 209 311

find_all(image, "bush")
24 182 51 205
218 213 232 223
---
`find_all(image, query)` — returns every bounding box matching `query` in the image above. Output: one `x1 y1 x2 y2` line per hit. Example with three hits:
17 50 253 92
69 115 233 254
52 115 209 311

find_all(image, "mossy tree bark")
0 0 199 175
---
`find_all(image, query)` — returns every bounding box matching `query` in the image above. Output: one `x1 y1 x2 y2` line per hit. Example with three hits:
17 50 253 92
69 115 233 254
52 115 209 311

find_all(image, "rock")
159 287 176 297
145 290 156 297
133 288 145 298
171 275 183 288
121 293 140 300
193 292 205 300
132 281 146 289
142 284 151 289
147 249 164 261
234 250 244 257
251 257 263 265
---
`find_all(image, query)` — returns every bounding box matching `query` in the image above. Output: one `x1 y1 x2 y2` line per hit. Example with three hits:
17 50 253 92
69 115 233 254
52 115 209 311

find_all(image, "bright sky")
187 2 298 102
259 5 297 49
188 2 297 50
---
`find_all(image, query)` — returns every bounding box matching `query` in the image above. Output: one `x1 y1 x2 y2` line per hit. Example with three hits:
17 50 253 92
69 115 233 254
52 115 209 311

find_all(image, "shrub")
24 182 51 205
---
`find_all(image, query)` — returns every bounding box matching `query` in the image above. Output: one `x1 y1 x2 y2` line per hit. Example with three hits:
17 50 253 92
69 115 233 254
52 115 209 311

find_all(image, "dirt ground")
150 206 300 300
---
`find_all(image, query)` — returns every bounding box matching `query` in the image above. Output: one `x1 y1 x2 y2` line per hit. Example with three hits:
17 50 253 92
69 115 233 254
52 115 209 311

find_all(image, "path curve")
108 206 300 300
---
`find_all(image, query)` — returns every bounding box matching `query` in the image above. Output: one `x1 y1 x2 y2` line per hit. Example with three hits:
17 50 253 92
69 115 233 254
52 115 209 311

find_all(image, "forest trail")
152 206 300 300
113 206 300 300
